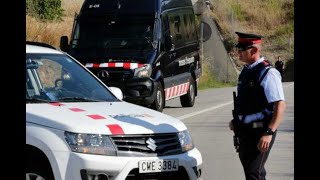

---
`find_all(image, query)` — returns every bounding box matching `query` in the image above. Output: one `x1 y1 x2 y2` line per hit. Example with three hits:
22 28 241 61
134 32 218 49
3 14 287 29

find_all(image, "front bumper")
63 148 202 180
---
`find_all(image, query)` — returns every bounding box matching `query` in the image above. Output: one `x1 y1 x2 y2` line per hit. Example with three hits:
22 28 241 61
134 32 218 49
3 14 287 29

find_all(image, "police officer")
275 56 284 77
229 32 286 180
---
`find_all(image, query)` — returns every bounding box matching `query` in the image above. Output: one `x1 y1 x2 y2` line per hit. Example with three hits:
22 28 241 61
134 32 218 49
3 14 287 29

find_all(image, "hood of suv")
26 101 186 134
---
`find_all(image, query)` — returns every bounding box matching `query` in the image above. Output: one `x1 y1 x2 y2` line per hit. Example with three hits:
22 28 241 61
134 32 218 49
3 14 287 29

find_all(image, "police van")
26 42 202 180
60 0 201 112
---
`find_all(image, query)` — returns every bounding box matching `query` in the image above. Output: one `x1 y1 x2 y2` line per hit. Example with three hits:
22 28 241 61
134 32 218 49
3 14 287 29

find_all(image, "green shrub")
265 0 281 11
198 62 236 89
223 34 237 53
282 1 294 22
27 0 64 21
275 22 294 36
231 4 245 21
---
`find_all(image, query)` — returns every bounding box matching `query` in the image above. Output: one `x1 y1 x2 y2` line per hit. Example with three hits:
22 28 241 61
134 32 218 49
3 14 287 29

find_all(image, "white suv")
26 42 202 180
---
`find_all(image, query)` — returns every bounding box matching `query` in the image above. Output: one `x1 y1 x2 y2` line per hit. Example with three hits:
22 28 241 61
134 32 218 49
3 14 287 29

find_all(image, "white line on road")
177 82 294 120
177 101 233 120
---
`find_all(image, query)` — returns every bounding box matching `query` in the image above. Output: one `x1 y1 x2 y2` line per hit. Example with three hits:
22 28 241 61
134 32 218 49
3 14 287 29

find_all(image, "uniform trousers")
238 127 276 180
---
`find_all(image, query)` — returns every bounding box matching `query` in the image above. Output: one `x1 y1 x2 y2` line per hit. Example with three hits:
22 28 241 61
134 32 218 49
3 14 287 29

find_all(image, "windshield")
70 15 156 57
26 53 119 103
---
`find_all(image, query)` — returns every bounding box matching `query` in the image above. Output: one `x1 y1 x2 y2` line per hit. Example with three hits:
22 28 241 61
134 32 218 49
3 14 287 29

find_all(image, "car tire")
180 77 195 107
151 83 165 112
26 158 54 180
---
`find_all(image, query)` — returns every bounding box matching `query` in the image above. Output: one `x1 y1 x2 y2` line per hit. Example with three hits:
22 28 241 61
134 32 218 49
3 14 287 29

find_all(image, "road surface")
163 82 294 180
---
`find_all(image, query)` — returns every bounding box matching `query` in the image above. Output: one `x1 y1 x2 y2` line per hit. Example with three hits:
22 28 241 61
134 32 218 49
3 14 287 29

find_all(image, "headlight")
64 132 116 156
178 130 194 152
133 64 152 78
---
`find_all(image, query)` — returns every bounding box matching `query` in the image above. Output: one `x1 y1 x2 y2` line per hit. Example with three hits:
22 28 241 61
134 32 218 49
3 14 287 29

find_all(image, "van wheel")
180 77 195 107
151 83 165 112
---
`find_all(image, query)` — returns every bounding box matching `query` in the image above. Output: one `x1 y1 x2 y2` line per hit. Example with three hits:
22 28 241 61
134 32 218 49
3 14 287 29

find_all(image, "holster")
232 92 241 152
233 134 240 152
231 118 240 152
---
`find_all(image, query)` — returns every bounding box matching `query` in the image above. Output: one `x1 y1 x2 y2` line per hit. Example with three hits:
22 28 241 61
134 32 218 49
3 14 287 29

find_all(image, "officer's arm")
258 68 286 152
268 100 286 132
260 68 286 132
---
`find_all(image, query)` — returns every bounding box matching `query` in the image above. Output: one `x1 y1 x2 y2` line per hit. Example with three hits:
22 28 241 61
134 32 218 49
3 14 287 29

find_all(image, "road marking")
177 82 294 120
177 101 233 120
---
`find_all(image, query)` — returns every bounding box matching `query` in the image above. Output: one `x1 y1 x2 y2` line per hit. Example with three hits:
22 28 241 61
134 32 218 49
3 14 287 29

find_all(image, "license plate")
139 159 179 173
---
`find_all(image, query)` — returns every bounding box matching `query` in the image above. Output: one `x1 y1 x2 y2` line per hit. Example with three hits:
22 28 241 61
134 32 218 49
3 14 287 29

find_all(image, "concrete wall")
193 0 238 83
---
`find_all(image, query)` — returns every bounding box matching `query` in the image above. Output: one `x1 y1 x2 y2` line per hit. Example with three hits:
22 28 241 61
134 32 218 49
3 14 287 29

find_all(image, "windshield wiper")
26 98 51 103
58 97 102 102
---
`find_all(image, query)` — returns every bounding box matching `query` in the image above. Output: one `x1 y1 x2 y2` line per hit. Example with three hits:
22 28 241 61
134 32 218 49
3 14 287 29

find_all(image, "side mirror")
60 36 69 52
108 87 123 100
164 34 173 51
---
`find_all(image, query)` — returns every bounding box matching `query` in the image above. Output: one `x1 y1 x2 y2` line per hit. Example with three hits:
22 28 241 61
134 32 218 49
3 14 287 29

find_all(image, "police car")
26 42 202 180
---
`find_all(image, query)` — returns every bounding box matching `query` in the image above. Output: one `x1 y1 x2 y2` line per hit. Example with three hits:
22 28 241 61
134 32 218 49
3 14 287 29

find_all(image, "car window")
26 53 119 103
37 58 62 89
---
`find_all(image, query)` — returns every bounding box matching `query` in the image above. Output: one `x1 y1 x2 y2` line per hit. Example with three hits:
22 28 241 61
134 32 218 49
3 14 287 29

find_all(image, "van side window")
189 13 197 41
170 15 182 41
183 14 190 40
181 9 197 44
168 12 183 48
173 16 182 40
162 14 170 37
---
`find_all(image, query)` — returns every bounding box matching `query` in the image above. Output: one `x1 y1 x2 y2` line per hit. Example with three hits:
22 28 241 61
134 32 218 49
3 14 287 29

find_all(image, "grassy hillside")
26 0 84 46
26 0 294 85
209 0 294 80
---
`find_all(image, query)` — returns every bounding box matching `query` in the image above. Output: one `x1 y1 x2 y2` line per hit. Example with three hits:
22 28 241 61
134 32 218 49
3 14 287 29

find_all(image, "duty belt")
251 121 264 128
240 121 264 129
238 109 272 124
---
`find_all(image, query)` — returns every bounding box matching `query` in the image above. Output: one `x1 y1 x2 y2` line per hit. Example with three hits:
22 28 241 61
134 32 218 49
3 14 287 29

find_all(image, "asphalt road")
163 82 294 180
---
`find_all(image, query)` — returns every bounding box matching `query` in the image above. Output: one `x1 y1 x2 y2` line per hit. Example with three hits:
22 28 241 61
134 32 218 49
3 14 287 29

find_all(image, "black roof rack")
26 41 56 50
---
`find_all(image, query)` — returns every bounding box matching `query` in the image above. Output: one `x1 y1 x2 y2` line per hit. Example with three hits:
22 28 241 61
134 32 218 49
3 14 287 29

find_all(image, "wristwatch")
264 128 275 136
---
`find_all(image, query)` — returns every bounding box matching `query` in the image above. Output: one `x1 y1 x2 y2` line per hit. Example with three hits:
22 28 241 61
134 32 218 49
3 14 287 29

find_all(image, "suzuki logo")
146 138 157 152
97 70 110 80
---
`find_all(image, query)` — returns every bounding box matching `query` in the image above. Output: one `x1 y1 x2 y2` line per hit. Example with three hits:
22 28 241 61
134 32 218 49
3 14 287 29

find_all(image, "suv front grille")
110 133 182 156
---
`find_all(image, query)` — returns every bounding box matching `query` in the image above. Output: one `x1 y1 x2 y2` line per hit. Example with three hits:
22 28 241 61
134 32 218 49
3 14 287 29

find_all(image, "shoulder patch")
262 60 270 66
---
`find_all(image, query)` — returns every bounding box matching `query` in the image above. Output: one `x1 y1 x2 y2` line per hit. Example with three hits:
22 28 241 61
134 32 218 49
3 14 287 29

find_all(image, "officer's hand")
229 120 234 131
257 135 272 153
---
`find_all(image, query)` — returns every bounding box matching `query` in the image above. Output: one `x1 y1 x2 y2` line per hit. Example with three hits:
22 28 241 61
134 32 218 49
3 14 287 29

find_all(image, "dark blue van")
60 0 201 112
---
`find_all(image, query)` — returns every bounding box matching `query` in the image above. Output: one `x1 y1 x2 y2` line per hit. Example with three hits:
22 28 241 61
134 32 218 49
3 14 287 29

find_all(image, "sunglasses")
237 46 254 52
